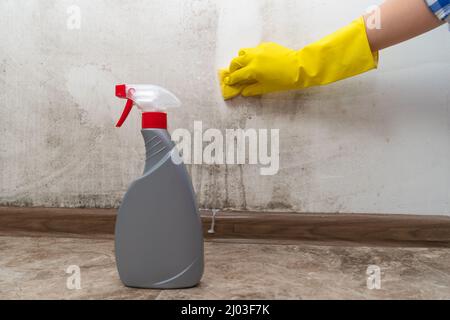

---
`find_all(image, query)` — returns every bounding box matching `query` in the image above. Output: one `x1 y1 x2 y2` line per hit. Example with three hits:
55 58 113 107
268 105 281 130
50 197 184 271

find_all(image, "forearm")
364 0 444 52
219 0 447 99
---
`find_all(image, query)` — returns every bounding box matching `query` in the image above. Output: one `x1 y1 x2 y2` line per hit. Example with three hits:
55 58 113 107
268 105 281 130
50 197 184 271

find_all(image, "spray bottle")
114 84 204 289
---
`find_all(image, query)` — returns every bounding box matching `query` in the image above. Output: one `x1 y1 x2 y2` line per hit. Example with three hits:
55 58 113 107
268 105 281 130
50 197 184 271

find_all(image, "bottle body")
115 129 204 289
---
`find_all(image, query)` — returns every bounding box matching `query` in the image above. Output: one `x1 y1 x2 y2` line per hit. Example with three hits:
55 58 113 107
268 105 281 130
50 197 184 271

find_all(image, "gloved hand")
220 17 378 100
219 69 246 100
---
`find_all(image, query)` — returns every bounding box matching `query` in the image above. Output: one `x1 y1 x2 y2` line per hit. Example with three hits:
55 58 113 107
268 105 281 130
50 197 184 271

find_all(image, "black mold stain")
223 164 230 208
266 184 293 211
266 201 293 210
238 164 248 210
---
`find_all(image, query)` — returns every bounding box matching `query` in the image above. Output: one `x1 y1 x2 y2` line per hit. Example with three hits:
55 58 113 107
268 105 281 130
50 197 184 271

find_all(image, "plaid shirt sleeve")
425 0 450 22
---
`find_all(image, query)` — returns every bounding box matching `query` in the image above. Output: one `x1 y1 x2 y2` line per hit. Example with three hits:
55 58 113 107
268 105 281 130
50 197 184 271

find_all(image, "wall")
0 0 449 215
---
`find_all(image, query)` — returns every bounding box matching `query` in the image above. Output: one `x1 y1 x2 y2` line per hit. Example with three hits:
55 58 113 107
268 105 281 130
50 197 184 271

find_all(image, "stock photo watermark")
366 5 382 30
366 265 382 290
171 121 280 176
67 5 81 30
66 265 82 290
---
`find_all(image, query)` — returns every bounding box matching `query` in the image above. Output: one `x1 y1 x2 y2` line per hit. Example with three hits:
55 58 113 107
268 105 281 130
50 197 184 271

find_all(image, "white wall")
0 0 449 215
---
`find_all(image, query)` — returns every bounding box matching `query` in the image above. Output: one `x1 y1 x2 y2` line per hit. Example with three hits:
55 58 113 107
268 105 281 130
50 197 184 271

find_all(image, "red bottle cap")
142 112 167 129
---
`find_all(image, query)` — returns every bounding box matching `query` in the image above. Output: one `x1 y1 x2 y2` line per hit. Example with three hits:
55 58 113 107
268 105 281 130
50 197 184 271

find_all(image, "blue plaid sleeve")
425 0 450 22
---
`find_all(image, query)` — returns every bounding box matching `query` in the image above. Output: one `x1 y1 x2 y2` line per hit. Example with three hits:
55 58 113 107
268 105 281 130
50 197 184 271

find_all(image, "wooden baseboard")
0 207 116 239
1 206 449 247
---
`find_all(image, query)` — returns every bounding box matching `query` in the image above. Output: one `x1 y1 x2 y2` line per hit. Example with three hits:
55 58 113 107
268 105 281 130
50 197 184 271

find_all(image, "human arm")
365 0 444 51
220 0 447 100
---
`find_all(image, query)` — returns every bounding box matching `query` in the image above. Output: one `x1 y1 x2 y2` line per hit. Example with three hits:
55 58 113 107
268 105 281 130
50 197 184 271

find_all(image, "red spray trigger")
115 84 133 128
116 99 134 128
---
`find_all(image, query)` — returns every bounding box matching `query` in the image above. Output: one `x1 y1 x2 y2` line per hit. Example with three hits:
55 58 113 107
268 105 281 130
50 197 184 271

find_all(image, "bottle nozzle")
116 84 127 99
115 84 181 128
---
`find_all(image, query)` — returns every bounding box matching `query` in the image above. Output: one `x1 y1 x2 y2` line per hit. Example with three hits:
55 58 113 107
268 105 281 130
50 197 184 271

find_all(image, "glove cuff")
295 16 379 88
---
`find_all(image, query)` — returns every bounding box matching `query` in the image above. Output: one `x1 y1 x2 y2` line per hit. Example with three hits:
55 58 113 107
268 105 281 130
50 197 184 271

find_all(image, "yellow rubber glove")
220 17 378 99
219 69 246 100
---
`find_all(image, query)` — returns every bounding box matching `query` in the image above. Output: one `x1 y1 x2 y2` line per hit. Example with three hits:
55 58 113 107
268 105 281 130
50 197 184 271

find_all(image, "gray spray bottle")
114 84 204 289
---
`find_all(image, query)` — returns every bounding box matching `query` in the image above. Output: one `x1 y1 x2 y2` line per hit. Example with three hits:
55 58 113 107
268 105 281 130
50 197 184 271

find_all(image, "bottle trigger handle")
116 99 134 128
